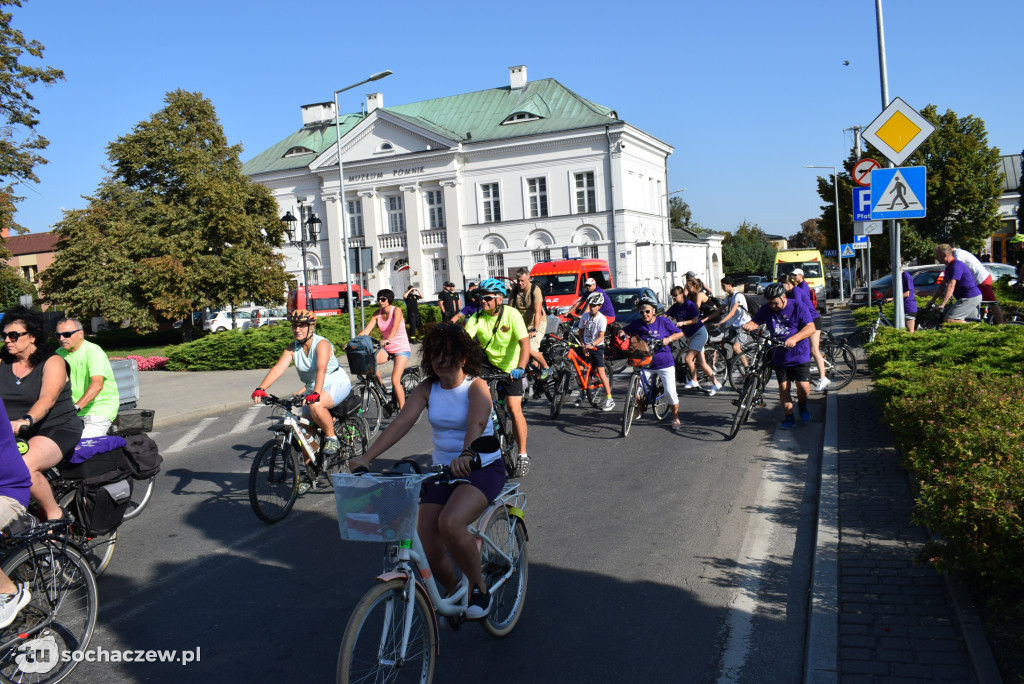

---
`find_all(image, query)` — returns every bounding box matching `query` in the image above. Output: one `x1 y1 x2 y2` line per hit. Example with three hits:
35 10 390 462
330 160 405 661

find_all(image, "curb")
804 391 839 683
152 400 254 431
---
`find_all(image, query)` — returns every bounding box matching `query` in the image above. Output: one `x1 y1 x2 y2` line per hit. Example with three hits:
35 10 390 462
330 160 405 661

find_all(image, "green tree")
0 263 32 308
669 196 692 231
788 219 827 251
722 221 776 274
42 90 289 337
0 1 64 234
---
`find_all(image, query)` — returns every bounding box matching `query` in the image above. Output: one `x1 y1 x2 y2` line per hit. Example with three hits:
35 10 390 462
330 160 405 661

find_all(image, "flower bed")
110 355 169 371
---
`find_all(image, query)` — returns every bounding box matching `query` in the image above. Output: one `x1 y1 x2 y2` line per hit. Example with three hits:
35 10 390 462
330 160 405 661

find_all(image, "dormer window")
376 141 395 154
500 112 541 125
283 146 315 158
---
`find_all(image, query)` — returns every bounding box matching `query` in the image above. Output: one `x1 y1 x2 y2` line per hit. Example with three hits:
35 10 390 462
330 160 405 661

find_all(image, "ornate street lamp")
282 208 322 314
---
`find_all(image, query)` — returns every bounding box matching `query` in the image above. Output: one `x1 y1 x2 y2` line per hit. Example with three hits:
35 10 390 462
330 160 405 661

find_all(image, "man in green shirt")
464 278 531 473
55 318 120 438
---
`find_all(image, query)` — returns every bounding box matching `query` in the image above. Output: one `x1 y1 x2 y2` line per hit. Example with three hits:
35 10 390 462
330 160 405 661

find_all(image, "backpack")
122 433 163 479
344 335 377 375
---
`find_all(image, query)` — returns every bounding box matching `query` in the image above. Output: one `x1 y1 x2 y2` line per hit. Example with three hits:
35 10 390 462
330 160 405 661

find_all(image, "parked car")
743 276 772 295
254 307 289 326
984 262 1018 286
603 287 662 327
204 308 259 332
849 265 945 308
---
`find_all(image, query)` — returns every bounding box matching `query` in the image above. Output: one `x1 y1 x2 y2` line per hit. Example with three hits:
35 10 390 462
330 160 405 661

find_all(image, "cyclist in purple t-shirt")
0 396 33 627
928 245 982 323
623 297 685 429
742 282 816 429
901 268 917 333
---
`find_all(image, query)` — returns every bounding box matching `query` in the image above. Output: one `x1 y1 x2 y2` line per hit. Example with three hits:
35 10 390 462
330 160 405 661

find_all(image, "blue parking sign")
852 187 872 222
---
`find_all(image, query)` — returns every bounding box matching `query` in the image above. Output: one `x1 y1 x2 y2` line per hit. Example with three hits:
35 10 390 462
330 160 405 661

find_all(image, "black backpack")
60 448 134 536
122 433 163 479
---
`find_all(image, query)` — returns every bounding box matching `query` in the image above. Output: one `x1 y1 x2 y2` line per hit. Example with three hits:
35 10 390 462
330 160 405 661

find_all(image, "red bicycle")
546 330 608 419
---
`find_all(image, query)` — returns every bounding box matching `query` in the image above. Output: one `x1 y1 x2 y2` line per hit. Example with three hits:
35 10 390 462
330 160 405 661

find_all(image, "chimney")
367 92 383 113
301 101 336 127
509 65 527 90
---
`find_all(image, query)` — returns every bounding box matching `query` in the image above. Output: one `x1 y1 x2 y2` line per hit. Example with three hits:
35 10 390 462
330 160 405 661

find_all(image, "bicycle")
248 392 369 524
0 517 98 684
812 330 858 391
674 333 727 389
620 348 669 437
354 342 423 440
481 371 528 478
728 330 788 440
546 331 610 419
334 448 528 684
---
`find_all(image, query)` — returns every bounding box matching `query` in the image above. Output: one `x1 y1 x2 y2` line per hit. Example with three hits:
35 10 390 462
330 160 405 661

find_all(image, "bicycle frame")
566 345 602 394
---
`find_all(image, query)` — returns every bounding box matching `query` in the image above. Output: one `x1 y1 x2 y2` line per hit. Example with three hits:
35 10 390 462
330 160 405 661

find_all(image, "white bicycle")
334 438 528 683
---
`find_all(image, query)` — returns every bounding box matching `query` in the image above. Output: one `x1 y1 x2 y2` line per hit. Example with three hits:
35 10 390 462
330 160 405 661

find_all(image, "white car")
204 309 258 333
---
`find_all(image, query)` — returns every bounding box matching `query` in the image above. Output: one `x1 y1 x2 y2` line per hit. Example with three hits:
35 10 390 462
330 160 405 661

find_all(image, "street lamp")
804 165 844 301
282 204 322 315
660 187 687 289
334 69 394 339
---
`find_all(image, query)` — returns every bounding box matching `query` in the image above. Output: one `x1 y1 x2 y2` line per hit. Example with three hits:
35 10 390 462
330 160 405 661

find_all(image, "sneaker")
0 583 31 629
601 397 615 412
708 382 722 397
297 481 311 495
815 377 831 392
683 379 700 390
466 587 491 620
799 406 811 423
671 419 682 430
515 454 530 477
539 367 552 381
780 415 796 430
574 392 584 407
323 436 340 455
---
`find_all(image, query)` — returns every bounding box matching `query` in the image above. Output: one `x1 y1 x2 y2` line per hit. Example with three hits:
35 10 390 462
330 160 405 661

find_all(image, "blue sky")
11 0 1022 239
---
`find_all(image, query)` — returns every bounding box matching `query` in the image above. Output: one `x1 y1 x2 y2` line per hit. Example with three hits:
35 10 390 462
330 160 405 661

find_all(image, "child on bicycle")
573 292 614 411
359 289 412 410
348 324 504 620
622 296 686 429
251 310 353 455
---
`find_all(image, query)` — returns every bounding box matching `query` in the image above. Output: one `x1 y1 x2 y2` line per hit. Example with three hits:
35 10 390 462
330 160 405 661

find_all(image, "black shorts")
774 363 810 384
583 346 606 368
485 364 524 397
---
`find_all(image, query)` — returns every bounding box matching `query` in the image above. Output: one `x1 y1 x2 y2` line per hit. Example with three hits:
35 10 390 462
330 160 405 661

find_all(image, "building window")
432 257 448 295
532 248 551 264
283 146 315 157
425 190 445 229
387 196 405 233
527 177 548 218
21 265 38 282
574 172 596 214
501 112 541 125
481 183 501 223
486 253 505 279
578 244 598 259
347 199 364 237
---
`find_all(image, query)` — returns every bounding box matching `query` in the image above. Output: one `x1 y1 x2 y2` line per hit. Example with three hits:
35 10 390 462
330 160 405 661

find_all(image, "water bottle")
297 418 319 457
490 408 500 434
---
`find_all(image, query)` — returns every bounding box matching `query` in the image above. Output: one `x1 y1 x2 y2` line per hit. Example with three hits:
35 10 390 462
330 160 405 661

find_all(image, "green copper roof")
243 78 619 177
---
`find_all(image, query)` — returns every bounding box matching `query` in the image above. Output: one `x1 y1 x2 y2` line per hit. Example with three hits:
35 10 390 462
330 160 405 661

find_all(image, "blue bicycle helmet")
477 278 509 298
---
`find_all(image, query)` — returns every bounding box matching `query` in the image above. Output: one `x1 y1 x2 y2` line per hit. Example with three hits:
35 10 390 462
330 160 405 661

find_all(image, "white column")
440 179 465 286
401 183 425 289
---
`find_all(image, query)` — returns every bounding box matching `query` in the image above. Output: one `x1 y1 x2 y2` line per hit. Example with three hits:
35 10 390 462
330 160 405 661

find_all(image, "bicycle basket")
344 335 377 375
332 474 421 542
627 354 652 367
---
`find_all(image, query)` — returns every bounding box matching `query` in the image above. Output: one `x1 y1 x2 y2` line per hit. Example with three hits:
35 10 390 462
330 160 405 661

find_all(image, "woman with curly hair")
349 323 504 620
0 306 83 521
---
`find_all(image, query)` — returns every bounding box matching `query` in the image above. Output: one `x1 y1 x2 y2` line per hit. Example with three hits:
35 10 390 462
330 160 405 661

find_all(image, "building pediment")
310 111 456 171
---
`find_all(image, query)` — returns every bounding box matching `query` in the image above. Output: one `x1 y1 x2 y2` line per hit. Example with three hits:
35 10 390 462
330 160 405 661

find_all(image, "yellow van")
774 249 825 311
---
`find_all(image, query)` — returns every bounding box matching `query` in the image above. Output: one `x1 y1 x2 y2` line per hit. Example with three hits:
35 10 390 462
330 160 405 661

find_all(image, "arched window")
526 230 554 264
500 112 541 125
284 146 315 158
376 141 395 154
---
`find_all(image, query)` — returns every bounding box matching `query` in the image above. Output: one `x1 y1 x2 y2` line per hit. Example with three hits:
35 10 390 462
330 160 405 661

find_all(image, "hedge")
165 304 441 371
866 324 1024 592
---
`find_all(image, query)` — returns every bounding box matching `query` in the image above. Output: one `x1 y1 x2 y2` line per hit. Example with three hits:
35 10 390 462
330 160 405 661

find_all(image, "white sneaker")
573 392 584 407
815 377 831 392
601 397 615 412
708 383 722 397
683 380 700 389
0 583 31 629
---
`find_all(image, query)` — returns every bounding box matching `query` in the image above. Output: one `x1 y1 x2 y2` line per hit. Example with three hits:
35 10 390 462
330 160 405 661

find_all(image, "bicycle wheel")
549 369 570 420
823 344 857 391
728 373 759 440
401 367 422 395
620 373 640 437
606 355 628 376
337 579 436 684
481 510 528 638
727 348 755 392
496 406 523 478
866 322 879 345
358 384 383 440
248 435 300 524
651 376 669 420
57 490 116 577
704 345 728 385
328 415 369 475
122 475 155 522
0 542 98 684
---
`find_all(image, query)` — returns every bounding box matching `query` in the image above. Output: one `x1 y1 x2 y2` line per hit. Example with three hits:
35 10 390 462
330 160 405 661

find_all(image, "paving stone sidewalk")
836 383 978 683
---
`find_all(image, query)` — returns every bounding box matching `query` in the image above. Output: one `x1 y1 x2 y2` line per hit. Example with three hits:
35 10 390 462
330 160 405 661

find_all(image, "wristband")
21 414 33 427
74 404 81 411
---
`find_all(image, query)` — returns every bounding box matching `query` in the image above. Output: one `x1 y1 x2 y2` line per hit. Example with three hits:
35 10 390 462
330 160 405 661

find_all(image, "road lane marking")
164 417 218 454
231 405 263 434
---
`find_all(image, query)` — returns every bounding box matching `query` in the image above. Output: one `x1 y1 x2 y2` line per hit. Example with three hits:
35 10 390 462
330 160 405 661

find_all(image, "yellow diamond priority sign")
862 97 935 167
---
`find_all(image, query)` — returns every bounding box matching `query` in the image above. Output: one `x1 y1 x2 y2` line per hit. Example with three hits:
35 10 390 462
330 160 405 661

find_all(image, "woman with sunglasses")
0 306 84 521
251 309 352 456
358 289 412 410
621 297 686 430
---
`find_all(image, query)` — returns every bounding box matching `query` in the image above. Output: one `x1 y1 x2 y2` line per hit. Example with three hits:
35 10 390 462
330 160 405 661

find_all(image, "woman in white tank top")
350 323 505 620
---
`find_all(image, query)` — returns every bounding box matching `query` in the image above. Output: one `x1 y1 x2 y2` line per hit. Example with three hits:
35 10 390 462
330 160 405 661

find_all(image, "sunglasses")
2 331 28 341
55 329 83 339
640 309 656 315
378 298 390 302
480 295 498 302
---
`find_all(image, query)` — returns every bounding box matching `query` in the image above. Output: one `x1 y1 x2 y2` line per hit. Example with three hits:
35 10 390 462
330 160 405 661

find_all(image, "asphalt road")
68 372 824 683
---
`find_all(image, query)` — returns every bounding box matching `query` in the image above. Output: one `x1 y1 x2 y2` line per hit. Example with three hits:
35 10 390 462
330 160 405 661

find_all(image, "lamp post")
660 187 687 293
334 69 394 339
804 165 844 301
282 204 322 315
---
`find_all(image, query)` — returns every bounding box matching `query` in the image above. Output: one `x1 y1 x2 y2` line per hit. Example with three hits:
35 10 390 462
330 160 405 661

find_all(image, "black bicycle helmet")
763 282 787 300
635 296 658 311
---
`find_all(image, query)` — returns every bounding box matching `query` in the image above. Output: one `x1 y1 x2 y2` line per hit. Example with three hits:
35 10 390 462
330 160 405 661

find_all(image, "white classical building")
243 66 723 300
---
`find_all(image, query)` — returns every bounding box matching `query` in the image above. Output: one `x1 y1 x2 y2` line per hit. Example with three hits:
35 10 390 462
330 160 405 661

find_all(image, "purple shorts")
420 459 507 506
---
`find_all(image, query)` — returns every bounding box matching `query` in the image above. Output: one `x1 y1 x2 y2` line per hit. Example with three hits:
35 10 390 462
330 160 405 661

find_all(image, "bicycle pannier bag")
70 453 134 536
112 408 154 436
345 335 377 375
122 433 163 479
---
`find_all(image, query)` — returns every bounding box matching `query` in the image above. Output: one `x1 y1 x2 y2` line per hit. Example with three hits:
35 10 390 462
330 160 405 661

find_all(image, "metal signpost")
348 246 374 330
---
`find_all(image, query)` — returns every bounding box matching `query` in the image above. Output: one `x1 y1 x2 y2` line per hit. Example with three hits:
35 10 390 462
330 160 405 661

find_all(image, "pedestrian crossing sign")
870 166 926 219
840 244 855 258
